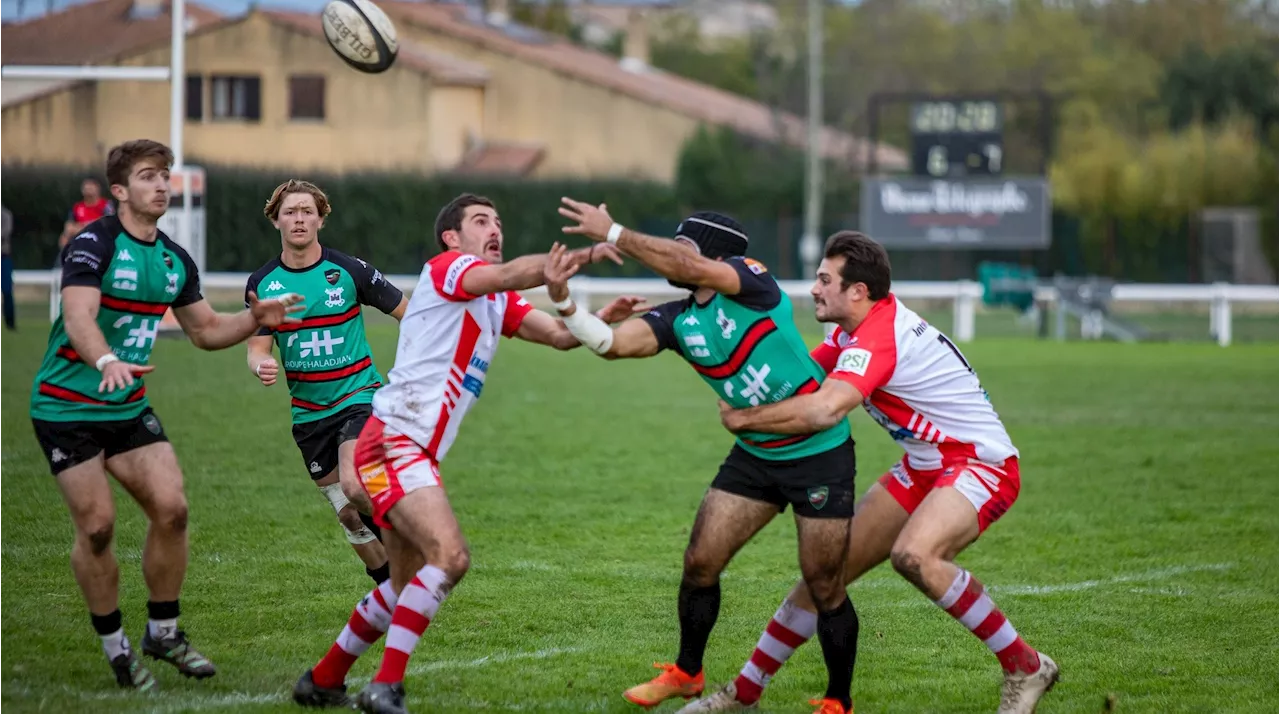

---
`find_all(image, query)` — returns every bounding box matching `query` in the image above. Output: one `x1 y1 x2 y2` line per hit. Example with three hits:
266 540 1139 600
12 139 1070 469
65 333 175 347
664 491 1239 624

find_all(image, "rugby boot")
292 668 351 708
623 662 704 709
998 652 1059 714
141 629 217 679
356 681 408 714
675 682 756 712
808 697 852 714
110 649 158 692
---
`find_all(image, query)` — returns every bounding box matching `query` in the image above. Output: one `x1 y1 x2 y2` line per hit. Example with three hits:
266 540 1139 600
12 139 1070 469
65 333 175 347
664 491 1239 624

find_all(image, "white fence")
14 270 1278 346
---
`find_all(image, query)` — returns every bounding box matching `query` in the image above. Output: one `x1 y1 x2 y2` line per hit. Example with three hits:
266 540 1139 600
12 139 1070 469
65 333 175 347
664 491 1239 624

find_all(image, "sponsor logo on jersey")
73 231 98 243
165 273 179 295
890 461 913 488
836 348 872 376
681 314 700 326
469 355 490 373
310 461 322 474
324 287 346 308
266 280 286 291
325 268 341 286
111 268 138 292
444 254 480 295
744 258 768 275
716 308 737 339
116 248 134 262
683 333 711 358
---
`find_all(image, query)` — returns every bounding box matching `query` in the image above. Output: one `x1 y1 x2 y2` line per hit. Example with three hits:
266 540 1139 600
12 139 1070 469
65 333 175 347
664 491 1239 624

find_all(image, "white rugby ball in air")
321 0 399 74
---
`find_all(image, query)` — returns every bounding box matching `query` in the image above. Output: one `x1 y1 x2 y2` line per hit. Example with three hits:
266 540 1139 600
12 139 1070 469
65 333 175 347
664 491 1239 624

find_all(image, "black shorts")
711 438 857 519
31 408 169 476
292 403 372 480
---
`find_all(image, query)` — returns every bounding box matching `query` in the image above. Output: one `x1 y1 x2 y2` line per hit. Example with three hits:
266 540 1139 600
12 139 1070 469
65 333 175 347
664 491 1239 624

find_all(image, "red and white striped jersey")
372 250 533 462
811 295 1017 470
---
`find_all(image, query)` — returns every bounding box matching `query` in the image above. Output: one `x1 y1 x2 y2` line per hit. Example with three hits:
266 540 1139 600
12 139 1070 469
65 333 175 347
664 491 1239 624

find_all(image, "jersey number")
937 333 972 372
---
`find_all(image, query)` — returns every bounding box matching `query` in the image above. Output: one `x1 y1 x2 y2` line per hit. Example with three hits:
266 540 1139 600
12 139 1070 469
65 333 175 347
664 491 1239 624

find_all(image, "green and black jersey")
640 256 850 461
246 247 403 424
30 216 203 422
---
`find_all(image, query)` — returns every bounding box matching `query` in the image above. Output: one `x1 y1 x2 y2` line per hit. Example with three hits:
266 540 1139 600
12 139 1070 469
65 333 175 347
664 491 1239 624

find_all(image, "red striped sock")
732 599 818 705
935 568 1040 674
312 580 398 689
373 565 451 685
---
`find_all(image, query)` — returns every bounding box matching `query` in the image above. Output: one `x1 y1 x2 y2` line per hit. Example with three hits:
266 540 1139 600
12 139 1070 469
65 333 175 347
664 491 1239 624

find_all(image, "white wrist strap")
606 223 624 244
255 362 264 377
551 297 574 312
95 353 119 371
561 306 614 355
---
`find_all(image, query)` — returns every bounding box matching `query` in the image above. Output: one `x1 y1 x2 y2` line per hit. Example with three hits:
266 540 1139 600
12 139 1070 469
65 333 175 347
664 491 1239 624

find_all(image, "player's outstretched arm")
559 197 743 295
720 378 863 435
540 242 662 359
173 293 305 351
513 296 650 350
459 244 625 297
246 335 278 386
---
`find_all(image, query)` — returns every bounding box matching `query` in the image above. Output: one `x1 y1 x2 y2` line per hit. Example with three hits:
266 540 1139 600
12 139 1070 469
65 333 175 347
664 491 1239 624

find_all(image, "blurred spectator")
3 205 13 330
58 177 114 249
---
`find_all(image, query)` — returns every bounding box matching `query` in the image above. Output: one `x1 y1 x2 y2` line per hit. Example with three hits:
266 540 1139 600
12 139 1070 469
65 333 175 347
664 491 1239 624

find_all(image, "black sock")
675 580 720 676
358 511 383 543
91 609 123 636
367 562 391 584
147 599 180 621
817 596 859 709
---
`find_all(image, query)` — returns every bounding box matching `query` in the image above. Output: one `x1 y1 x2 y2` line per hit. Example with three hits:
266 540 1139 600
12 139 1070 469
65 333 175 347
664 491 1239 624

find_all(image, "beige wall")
395 24 700 182
427 85 485 169
1 83 100 165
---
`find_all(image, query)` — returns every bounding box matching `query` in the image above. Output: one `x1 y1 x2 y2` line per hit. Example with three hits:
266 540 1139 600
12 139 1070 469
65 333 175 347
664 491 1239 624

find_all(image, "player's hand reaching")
248 291 305 328
254 357 279 387
717 399 744 433
98 358 154 394
543 242 579 303
576 242 625 266
595 295 650 323
559 197 615 243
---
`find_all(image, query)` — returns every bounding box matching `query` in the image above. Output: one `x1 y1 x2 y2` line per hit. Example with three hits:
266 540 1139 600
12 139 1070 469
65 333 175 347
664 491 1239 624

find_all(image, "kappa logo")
716 308 737 339
682 314 700 326
266 280 286 292
50 448 68 463
325 287 346 308
116 248 134 262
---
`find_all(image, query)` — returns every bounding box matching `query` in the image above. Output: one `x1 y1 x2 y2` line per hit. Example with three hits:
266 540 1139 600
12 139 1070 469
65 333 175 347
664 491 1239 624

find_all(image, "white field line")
990 562 1233 595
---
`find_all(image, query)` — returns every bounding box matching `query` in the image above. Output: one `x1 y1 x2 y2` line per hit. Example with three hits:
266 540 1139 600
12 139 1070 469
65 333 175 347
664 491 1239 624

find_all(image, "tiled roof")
451 142 546 176
1 0 222 66
378 1 907 169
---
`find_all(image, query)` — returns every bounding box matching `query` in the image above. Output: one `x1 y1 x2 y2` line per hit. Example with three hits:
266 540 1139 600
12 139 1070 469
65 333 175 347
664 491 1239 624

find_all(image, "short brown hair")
105 140 173 188
433 193 496 251
264 179 333 222
825 230 891 300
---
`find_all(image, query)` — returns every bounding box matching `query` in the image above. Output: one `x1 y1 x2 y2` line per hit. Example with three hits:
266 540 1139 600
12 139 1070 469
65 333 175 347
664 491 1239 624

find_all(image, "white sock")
101 628 130 660
149 618 178 640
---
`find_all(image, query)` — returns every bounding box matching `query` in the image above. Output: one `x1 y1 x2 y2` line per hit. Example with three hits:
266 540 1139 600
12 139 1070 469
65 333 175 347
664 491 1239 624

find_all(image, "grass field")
2 308 1277 714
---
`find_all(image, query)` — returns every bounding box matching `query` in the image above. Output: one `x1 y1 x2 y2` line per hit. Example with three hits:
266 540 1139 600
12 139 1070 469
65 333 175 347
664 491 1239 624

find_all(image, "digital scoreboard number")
910 99 1004 178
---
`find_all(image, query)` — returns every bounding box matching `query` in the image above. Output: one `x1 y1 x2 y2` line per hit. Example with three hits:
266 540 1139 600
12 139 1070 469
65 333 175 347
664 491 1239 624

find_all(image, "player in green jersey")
29 140 303 691
245 180 407 586
546 199 861 714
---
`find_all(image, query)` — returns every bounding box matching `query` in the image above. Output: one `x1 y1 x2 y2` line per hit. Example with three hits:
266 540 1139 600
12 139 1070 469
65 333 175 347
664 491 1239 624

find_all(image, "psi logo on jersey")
836 348 872 376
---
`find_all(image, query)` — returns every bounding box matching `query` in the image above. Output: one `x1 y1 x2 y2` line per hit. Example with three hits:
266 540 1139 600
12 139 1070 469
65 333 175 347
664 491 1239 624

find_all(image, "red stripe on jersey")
291 382 381 411
100 295 170 316
39 382 145 405
56 346 82 362
287 356 374 383
273 305 361 334
692 317 777 379
426 312 482 458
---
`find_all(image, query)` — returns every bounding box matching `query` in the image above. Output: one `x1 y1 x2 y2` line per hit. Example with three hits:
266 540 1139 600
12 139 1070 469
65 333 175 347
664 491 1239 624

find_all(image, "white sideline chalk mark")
4 683 287 712
991 563 1233 595
412 645 587 675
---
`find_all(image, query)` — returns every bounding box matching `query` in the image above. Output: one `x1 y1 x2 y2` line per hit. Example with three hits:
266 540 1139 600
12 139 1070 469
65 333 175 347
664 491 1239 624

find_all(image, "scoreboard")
909 99 1003 178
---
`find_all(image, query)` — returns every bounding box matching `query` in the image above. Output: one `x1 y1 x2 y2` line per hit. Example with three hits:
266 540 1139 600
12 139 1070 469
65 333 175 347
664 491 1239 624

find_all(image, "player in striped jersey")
28 140 303 691
245 180 407 587
685 232 1057 714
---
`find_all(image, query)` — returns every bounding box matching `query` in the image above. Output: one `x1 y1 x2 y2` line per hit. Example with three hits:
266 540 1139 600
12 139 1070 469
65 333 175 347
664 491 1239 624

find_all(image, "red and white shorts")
354 416 443 529
878 456 1021 533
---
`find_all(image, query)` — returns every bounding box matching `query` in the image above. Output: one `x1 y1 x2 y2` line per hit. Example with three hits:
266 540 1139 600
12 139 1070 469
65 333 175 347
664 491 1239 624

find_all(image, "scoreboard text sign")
860 177 1051 249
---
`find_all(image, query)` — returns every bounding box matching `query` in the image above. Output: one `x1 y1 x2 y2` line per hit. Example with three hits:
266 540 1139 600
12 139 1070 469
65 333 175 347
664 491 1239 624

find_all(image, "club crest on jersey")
325 269 341 285
325 287 346 308
163 252 174 269
807 486 829 510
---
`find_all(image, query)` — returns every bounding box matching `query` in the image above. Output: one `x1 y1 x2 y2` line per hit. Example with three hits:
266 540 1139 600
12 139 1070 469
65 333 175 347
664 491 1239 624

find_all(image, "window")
289 75 325 121
186 75 202 121
210 75 261 121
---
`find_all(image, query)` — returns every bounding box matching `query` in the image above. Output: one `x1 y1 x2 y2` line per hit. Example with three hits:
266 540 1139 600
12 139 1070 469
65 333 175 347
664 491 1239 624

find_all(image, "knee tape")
320 482 378 545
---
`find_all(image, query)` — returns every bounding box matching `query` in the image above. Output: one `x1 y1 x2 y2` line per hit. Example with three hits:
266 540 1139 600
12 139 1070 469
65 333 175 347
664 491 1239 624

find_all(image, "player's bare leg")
683 483 908 713
891 486 1057 714
623 488 778 709
355 487 467 714
793 514 855 714
57 455 156 690
316 449 389 582
109 442 215 679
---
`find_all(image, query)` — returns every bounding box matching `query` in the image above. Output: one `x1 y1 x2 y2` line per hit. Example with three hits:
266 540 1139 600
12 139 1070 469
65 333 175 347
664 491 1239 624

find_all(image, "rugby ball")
321 0 399 74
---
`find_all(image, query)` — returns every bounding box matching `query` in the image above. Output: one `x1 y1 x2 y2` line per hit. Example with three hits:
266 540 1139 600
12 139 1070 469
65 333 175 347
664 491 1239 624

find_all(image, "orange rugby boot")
623 662 705 709
809 697 852 714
